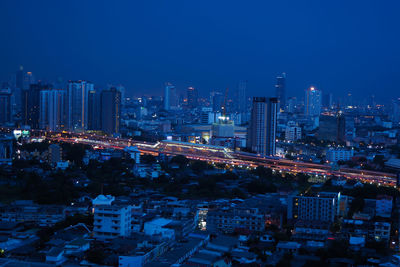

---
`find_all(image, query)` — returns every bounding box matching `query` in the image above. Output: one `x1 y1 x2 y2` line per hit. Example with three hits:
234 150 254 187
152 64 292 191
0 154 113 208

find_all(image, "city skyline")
1 1 400 100
1 1 400 264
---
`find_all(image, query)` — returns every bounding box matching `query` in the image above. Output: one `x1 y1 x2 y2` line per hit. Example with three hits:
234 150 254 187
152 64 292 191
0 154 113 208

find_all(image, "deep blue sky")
1 0 399 100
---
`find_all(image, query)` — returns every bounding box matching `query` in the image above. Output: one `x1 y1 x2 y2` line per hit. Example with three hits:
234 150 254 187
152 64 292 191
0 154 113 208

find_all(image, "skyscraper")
88 89 101 131
187 86 198 109
237 80 247 113
22 83 50 128
115 85 126 105
164 83 176 110
305 86 322 117
101 87 121 135
337 111 346 143
0 91 12 125
16 66 35 91
287 97 297 113
247 97 278 156
317 112 346 142
275 73 286 111
39 89 66 131
67 81 93 131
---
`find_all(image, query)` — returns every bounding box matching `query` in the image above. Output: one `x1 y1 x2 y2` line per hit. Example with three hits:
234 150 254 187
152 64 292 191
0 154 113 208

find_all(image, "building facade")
92 195 132 239
67 81 94 131
39 89 66 131
247 97 278 156
101 87 121 134
305 87 322 117
288 192 339 223
326 148 354 162
275 73 286 111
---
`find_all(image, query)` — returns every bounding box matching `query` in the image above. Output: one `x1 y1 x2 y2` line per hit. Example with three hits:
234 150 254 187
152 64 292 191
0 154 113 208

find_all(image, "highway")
33 130 398 187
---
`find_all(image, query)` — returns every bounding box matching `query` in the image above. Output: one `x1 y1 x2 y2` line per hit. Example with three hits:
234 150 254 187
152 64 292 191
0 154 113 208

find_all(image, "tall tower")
88 89 101 130
67 81 93 131
15 66 35 114
237 80 247 113
275 73 286 111
101 87 121 135
22 83 50 129
337 111 346 143
163 83 175 110
187 86 198 109
16 66 35 91
305 86 322 117
247 97 278 156
39 89 66 131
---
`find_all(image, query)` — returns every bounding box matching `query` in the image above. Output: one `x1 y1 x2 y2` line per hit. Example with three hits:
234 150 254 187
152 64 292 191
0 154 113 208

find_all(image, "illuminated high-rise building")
39 89 66 131
164 83 176 110
305 86 322 117
22 83 50 128
101 87 121 135
67 81 93 131
15 66 35 114
187 86 198 108
275 73 286 110
16 66 35 91
247 97 278 156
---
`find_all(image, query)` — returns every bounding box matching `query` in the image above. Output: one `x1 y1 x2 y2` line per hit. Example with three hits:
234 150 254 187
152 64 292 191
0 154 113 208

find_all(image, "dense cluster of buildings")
0 67 400 266
0 186 397 266
1 67 400 169
1 67 122 134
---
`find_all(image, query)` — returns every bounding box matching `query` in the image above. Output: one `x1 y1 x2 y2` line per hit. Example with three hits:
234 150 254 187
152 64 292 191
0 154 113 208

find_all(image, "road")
32 130 397 187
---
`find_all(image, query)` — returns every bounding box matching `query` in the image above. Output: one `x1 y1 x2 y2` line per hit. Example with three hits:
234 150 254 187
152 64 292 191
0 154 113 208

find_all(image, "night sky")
1 0 399 100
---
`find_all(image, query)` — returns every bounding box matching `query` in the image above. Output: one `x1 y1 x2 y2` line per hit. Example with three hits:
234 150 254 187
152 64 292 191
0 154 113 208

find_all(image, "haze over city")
1 0 400 100
1 1 400 266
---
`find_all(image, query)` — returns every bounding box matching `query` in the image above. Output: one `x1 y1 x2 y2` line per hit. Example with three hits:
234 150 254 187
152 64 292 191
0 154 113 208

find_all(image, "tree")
348 197 364 217
373 155 386 168
253 166 273 178
191 160 210 173
62 143 88 165
170 155 189 167
87 248 106 264
247 179 277 194
141 154 156 164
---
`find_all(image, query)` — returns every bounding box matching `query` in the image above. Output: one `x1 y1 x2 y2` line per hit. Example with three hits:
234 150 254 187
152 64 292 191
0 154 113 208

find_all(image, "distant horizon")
2 66 394 104
1 1 399 102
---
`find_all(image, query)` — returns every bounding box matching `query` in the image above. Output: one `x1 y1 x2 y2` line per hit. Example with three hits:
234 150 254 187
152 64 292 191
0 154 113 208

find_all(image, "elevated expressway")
36 130 397 187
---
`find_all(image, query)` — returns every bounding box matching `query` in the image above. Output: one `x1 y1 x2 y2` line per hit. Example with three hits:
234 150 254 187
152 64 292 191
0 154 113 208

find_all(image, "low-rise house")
45 247 65 265
276 241 301 254
0 201 65 227
292 220 330 241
